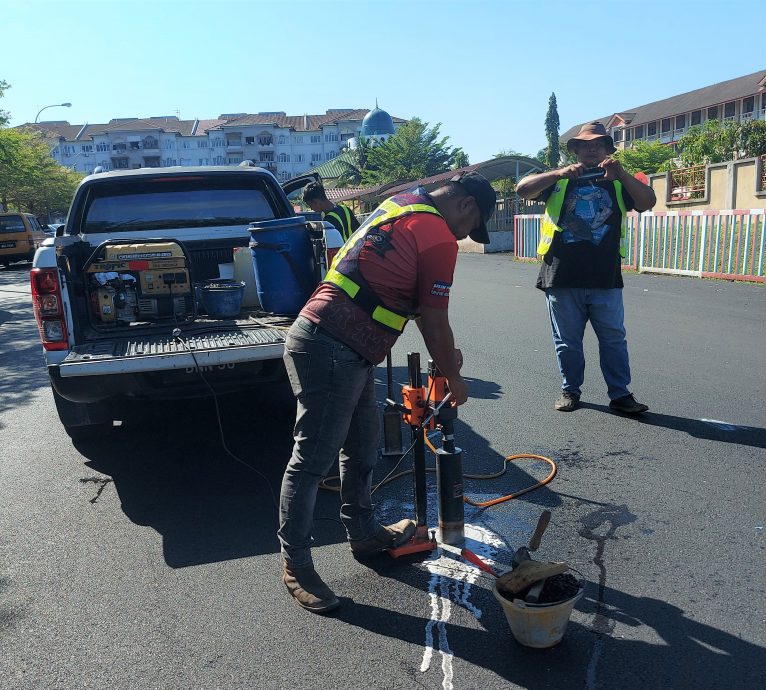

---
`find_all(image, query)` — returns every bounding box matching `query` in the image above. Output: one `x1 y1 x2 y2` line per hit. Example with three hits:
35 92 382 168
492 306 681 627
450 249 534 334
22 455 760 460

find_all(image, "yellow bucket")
492 583 584 648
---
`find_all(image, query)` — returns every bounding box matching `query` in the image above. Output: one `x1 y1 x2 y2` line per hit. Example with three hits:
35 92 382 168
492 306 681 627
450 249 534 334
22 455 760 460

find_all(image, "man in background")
516 122 656 415
303 180 360 242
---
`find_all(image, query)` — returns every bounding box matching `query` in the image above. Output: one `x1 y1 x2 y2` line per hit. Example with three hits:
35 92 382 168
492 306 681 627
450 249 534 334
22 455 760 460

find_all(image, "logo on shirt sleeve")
431 281 452 298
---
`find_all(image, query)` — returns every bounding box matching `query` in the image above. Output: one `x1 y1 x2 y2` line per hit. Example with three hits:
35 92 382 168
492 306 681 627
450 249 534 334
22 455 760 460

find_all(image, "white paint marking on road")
586 636 604 690
420 524 504 690
700 418 744 431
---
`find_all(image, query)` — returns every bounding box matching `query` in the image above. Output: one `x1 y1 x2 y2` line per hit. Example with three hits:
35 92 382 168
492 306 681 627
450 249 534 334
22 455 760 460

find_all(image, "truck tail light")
30 267 69 351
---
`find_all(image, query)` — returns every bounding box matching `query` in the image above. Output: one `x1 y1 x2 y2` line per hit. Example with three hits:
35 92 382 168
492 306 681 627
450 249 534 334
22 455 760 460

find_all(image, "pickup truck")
31 166 342 440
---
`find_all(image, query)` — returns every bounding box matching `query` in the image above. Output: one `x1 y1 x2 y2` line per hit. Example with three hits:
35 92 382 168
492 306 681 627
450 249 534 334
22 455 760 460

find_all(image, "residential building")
561 69 766 151
23 107 406 181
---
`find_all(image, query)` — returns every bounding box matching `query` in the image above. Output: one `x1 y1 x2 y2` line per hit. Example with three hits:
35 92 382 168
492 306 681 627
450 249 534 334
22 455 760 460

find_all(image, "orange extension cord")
320 430 557 508
424 435 557 507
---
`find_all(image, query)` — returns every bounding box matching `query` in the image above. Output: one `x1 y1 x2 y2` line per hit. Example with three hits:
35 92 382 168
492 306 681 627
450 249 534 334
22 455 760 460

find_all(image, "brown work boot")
282 563 340 614
349 519 417 558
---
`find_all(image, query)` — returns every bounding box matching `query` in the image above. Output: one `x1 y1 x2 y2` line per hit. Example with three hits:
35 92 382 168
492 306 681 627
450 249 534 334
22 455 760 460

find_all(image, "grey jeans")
278 317 381 567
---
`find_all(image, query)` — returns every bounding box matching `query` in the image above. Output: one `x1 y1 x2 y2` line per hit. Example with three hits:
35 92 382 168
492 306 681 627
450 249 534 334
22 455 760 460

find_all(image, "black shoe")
609 394 649 415
554 391 580 412
349 519 417 558
283 563 340 614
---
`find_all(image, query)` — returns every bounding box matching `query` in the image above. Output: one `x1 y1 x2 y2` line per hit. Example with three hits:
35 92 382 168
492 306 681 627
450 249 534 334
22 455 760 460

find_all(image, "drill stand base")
387 525 437 558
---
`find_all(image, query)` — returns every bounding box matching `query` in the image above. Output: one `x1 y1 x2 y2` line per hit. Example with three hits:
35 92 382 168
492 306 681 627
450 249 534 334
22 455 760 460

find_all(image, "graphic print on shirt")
559 184 613 246
430 281 451 298
361 222 396 259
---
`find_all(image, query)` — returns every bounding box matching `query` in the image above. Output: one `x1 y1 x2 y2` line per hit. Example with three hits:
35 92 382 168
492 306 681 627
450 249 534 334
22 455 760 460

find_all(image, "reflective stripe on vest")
326 205 354 242
323 191 443 334
537 179 627 257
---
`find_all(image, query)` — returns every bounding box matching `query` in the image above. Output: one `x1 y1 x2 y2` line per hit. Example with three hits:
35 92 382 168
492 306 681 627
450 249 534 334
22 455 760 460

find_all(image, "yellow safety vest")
325 205 355 242
324 190 443 333
537 179 627 257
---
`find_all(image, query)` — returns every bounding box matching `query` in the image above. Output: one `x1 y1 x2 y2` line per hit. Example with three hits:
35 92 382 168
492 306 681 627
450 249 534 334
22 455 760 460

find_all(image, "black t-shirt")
325 203 360 241
535 179 634 291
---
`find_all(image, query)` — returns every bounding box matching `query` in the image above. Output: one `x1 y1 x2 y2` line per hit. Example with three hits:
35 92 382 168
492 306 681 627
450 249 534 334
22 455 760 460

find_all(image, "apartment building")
26 107 405 180
561 69 766 150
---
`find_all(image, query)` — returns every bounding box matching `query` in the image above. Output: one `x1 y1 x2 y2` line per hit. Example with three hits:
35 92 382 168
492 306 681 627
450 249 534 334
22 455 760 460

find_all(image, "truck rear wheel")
51 387 113 441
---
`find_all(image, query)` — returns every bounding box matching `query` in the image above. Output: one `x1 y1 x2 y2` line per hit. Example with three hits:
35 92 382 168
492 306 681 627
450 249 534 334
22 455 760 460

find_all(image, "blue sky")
4 0 764 164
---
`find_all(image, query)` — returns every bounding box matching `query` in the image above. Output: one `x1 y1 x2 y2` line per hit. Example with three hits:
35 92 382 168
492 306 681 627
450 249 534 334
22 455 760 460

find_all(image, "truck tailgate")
58 328 286 377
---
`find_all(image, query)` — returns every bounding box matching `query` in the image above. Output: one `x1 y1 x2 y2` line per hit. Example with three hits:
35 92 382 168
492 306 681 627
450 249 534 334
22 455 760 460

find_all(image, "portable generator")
86 241 194 325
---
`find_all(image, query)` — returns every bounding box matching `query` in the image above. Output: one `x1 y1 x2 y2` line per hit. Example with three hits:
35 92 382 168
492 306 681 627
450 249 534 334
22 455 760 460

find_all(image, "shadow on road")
75 386 300 568
580 402 766 449
334 580 766 689
69 362 554 570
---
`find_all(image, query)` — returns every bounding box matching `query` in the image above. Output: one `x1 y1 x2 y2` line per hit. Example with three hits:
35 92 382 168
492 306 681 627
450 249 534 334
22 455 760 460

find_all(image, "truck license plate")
0 241 16 249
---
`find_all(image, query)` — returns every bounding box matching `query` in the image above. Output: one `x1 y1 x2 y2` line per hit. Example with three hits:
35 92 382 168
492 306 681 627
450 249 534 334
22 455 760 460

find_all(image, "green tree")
335 136 375 187
361 118 462 186
0 79 10 127
544 92 560 168
613 139 677 174
739 119 766 158
0 128 80 214
676 119 741 165
452 149 470 169
0 79 80 215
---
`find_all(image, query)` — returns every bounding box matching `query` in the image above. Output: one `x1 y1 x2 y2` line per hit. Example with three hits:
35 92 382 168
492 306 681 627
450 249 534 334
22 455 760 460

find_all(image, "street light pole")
34 102 72 123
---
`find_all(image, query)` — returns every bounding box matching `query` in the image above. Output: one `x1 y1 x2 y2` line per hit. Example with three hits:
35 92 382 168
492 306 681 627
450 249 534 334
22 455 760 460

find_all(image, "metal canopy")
332 155 547 204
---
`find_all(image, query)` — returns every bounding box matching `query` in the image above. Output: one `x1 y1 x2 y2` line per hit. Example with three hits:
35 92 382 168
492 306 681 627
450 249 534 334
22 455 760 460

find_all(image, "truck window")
81 176 278 233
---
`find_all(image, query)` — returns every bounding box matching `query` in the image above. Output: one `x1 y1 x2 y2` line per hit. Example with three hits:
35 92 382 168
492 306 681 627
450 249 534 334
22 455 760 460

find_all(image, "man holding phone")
516 122 656 414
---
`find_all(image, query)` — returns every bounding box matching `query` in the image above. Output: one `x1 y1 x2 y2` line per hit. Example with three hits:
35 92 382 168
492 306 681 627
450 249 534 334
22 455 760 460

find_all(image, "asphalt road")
1 255 765 690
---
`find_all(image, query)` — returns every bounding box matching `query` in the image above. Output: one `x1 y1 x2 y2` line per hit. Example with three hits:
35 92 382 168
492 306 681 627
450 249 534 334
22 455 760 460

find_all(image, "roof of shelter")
299 149 359 182
325 186 367 201
330 155 547 204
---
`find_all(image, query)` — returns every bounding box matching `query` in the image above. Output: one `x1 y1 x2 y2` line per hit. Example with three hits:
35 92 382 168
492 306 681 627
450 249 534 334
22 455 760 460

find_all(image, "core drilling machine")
385 352 465 557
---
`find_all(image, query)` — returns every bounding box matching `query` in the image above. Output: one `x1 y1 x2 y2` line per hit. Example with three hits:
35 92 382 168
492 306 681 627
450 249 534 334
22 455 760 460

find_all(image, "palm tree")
335 136 374 187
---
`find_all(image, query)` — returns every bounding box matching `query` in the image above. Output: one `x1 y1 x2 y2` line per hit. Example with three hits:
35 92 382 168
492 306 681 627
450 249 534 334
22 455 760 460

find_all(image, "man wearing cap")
303 180 360 242
278 172 496 614
516 122 656 415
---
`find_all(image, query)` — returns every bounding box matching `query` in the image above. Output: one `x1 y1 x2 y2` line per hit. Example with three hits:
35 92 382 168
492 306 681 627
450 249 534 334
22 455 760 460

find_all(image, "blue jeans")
278 317 381 567
545 288 632 400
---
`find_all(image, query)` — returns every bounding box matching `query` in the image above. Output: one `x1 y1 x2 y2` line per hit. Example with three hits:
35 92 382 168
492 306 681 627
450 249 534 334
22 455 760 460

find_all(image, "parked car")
0 212 48 267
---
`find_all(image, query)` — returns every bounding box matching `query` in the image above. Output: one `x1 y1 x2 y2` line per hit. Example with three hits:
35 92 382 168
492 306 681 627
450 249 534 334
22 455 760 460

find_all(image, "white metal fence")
514 209 766 283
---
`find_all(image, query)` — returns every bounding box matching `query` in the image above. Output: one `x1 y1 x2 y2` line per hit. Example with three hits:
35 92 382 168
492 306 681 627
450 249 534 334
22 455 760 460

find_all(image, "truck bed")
60 313 293 377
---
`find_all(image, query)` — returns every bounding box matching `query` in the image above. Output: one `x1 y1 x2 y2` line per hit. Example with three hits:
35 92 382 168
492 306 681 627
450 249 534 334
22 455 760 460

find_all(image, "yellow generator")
86 241 194 325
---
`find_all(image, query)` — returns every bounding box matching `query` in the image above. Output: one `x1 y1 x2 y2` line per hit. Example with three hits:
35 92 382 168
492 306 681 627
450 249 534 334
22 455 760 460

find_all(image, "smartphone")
579 168 606 181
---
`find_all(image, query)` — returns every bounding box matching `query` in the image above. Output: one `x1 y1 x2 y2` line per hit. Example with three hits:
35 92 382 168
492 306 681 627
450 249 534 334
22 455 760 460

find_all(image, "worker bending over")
279 172 496 613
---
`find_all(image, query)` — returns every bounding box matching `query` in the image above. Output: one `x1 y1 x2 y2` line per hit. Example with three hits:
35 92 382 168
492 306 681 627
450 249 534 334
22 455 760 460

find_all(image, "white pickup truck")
31 166 342 440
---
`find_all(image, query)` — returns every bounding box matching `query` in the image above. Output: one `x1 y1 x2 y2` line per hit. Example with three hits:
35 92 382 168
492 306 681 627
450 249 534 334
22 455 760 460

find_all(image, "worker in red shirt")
278 172 496 613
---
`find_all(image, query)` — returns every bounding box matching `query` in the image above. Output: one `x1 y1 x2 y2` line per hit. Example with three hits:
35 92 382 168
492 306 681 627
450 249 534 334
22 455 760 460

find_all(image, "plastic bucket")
249 217 315 315
492 583 584 648
200 279 245 318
